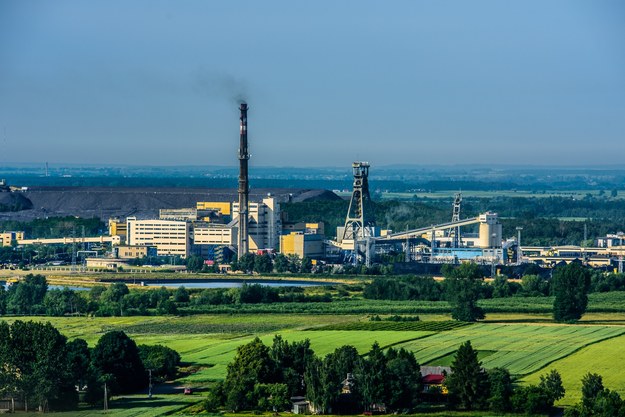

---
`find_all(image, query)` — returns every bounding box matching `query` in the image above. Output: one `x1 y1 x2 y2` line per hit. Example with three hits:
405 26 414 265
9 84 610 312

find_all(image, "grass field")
392 323 625 375
14 394 197 417
522 333 625 406
5 312 625 415
171 329 435 383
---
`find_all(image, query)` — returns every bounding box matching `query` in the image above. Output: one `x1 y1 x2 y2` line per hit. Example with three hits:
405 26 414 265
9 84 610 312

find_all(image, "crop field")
311 321 470 332
393 323 625 375
6 313 625 413
522 333 625 405
171 330 435 383
0 314 359 344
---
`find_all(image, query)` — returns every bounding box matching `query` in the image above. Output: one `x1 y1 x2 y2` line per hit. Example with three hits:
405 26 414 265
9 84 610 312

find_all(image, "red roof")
422 374 444 384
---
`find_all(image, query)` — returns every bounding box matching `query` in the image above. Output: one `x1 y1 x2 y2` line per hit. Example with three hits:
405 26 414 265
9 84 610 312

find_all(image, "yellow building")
0 231 24 247
197 201 231 216
283 222 325 236
108 218 127 240
280 232 325 259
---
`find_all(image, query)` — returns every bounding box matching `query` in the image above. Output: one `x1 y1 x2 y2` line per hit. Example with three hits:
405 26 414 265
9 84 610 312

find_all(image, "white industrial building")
126 217 191 257
232 196 281 252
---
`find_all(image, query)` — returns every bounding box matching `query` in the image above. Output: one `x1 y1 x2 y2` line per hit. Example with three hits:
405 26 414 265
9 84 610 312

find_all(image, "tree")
300 257 313 273
223 337 276 411
254 383 290 411
254 253 273 274
186 255 204 272
593 389 624 417
385 347 421 411
445 340 488 410
305 345 362 414
100 282 129 316
6 274 48 314
173 286 190 302
443 263 485 322
138 344 181 381
0 321 76 411
359 342 386 410
581 372 604 412
521 274 549 296
539 369 565 405
487 367 513 412
274 253 290 273
270 335 314 396
236 253 256 273
552 262 591 322
66 338 91 391
91 331 146 394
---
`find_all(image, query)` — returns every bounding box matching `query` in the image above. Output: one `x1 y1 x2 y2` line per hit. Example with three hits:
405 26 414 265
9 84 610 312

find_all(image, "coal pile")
0 187 340 221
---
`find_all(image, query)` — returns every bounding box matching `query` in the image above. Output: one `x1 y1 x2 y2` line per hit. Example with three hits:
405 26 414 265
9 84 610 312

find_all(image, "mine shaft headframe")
342 161 376 241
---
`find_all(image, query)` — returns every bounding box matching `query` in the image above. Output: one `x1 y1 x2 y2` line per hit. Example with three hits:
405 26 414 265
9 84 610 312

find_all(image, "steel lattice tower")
449 192 462 248
342 162 376 242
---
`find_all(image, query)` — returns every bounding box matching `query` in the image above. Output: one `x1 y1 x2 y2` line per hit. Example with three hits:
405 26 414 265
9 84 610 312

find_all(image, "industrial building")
108 218 127 241
114 196 280 259
232 196 282 252
126 217 191 257
0 231 24 247
113 245 157 259
280 232 325 259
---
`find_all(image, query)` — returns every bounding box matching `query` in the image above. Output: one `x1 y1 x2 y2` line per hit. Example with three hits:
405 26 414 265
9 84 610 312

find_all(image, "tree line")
0 321 179 412
0 275 331 317
206 336 564 415
364 262 599 322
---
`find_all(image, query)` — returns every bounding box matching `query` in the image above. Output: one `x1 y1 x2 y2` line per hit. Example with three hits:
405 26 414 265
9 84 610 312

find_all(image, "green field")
5 313 625 414
393 323 625 375
15 394 197 417
169 329 435 383
523 333 625 406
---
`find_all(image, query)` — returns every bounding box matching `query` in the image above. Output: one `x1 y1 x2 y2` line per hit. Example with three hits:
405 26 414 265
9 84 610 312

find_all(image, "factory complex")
2 103 625 273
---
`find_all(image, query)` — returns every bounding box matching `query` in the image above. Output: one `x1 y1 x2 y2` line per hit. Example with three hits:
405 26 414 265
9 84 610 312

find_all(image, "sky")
1 0 624 168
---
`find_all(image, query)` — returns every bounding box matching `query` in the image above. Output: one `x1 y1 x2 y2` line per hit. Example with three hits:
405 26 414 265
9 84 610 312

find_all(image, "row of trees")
365 262 593 322
0 276 331 317
207 337 564 415
0 321 179 412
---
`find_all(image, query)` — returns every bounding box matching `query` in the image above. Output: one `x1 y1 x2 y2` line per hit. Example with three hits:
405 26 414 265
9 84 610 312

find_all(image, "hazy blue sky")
1 1 624 167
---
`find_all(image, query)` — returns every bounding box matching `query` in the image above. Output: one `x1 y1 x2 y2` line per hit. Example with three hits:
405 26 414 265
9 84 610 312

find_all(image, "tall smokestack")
237 102 249 258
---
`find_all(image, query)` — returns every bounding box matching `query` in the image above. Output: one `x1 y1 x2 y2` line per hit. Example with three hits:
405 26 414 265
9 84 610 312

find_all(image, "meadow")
9 311 625 408
523 332 625 406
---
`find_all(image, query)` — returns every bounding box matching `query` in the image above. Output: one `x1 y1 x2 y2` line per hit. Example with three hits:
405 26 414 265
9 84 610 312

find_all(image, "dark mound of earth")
0 192 33 212
0 187 341 221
